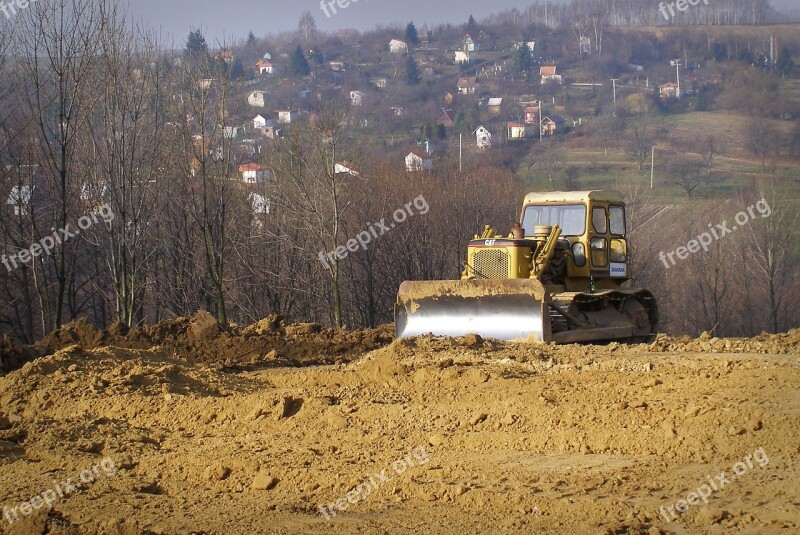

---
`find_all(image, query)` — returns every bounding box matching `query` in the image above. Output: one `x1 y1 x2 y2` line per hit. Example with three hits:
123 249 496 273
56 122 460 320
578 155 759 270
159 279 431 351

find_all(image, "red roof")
238 163 268 172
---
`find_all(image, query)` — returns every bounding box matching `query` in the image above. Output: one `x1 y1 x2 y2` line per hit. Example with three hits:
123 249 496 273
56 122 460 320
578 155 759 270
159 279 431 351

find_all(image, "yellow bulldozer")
395 190 658 343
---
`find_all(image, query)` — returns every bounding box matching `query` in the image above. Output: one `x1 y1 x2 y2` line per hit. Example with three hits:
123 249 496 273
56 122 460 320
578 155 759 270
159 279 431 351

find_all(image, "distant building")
437 110 455 128
276 110 297 124
474 125 492 148
454 50 470 64
389 39 408 53
524 106 541 125
463 33 481 52
660 82 679 99
247 90 267 107
254 59 274 75
238 163 271 184
507 122 530 140
541 115 565 136
457 76 479 95
335 161 360 176
350 90 366 106
540 66 562 85
405 150 433 172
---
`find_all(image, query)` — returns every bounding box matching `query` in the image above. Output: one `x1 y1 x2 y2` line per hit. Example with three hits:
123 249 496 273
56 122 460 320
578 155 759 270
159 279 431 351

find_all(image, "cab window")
592 207 607 234
609 205 626 236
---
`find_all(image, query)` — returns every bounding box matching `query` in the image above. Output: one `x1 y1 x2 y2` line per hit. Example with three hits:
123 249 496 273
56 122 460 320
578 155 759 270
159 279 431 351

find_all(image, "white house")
335 161 359 176
454 50 470 64
463 33 481 52
223 126 242 139
474 126 492 149
252 114 268 128
405 150 433 172
350 90 366 106
277 110 296 124
254 59 274 75
248 192 270 215
238 163 271 184
540 66 563 85
247 90 266 107
389 39 408 53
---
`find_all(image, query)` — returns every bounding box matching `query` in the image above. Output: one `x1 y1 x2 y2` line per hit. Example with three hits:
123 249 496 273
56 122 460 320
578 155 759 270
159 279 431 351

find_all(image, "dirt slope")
0 322 798 534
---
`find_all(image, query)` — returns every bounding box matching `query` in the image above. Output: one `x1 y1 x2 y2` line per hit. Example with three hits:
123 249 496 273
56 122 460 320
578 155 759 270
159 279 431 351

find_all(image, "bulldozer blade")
395 279 549 342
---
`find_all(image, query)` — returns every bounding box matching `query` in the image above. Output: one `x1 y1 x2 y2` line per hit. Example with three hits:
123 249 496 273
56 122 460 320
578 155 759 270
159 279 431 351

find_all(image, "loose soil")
0 315 797 534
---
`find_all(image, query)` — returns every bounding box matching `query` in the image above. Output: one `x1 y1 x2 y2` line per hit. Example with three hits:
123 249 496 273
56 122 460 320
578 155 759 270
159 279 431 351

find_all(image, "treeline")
0 1 524 341
484 0 791 28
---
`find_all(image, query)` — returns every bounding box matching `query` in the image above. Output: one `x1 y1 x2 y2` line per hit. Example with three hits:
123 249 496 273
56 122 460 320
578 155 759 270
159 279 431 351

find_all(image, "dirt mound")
22 312 394 374
648 328 800 354
0 330 796 534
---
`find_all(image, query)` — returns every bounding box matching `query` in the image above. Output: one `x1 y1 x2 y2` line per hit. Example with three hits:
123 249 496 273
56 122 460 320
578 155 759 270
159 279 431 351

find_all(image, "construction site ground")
0 313 798 534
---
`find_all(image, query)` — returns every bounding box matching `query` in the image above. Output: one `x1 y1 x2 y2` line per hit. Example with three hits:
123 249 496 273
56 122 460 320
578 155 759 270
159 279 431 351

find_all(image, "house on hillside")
463 33 481 52
454 50 470 64
329 61 347 72
276 110 296 124
252 114 268 129
247 90 267 107
457 76 479 95
350 90 366 106
371 77 388 88
487 97 503 114
405 150 433 172
507 122 530 140
335 161 360 176
660 83 679 99
238 163 271 184
474 125 492 149
389 39 408 53
248 192 270 215
254 59 274 75
541 115 565 136
437 110 454 128
540 65 562 84
524 106 541 125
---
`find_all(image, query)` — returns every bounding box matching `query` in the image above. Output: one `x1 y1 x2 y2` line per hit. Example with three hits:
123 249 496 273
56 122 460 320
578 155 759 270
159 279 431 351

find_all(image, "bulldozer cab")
520 191 630 291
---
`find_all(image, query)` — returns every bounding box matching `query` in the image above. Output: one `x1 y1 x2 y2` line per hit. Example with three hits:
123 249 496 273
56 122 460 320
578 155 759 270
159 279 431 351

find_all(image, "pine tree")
246 31 256 48
467 15 477 32
406 55 421 85
515 43 532 73
288 46 310 77
405 22 420 46
185 29 208 57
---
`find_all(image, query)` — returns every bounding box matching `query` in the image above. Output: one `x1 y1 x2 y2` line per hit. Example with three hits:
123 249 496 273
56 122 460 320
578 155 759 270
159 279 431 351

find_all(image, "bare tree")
15 0 106 331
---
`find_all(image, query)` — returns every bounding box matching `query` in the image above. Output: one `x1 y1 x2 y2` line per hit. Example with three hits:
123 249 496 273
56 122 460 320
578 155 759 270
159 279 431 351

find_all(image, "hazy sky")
124 0 566 45
124 0 797 46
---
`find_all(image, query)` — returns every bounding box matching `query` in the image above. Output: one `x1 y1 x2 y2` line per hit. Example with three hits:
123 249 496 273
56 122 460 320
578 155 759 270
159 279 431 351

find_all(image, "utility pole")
650 146 655 189
539 100 544 141
545 2 548 28
459 133 462 173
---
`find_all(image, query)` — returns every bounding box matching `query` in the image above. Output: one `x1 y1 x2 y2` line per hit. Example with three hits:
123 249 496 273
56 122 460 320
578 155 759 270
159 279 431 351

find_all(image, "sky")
125 0 798 47
124 0 567 46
